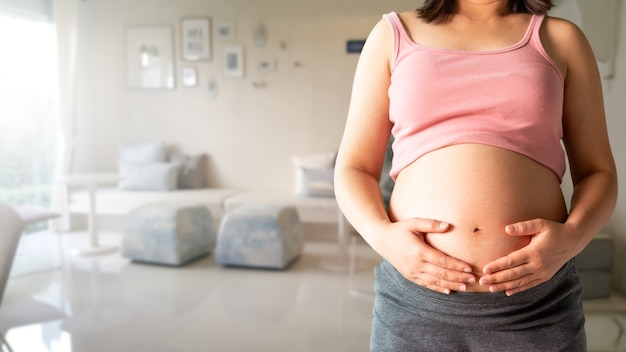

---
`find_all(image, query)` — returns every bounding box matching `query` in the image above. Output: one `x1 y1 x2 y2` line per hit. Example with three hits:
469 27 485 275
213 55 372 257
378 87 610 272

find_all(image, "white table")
318 208 370 274
57 173 120 256
13 205 61 225
318 209 352 272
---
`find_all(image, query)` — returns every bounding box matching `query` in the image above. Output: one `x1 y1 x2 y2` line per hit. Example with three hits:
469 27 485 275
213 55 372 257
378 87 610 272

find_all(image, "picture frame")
346 39 366 54
125 25 175 90
181 18 211 61
223 45 244 78
257 58 276 73
216 22 235 40
182 66 198 87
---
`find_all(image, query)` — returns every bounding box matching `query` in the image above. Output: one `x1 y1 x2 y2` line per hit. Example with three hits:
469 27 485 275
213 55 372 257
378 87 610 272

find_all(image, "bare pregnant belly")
388 144 567 292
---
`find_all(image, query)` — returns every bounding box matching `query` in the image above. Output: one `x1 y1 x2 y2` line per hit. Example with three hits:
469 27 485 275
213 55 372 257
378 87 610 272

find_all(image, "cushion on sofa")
118 141 166 163
170 152 207 189
118 161 179 191
293 152 336 197
300 167 334 197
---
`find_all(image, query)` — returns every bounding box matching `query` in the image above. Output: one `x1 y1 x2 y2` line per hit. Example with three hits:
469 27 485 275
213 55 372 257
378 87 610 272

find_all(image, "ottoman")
215 204 304 269
122 202 216 266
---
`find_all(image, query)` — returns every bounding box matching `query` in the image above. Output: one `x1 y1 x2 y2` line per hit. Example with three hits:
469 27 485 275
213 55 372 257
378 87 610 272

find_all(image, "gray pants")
371 259 586 352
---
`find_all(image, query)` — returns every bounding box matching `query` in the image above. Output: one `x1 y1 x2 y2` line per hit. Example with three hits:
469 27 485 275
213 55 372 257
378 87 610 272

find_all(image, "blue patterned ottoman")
215 204 304 269
122 203 216 266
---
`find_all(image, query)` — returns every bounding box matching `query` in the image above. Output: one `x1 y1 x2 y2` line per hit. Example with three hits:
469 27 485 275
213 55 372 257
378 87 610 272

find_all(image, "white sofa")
66 146 346 243
66 188 343 228
67 187 241 221
224 191 340 224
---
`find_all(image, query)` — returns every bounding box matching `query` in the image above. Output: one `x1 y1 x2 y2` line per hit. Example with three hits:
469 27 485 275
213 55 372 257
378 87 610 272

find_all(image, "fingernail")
468 277 476 284
443 289 451 295
438 222 449 229
459 285 466 292
489 286 497 293
463 268 472 273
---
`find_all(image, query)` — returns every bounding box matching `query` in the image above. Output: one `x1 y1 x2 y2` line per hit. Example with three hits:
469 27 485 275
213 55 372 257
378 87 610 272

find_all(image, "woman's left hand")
479 219 578 296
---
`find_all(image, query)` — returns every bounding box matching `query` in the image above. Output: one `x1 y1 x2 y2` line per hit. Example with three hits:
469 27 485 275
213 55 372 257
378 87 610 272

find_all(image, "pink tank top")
385 12 566 182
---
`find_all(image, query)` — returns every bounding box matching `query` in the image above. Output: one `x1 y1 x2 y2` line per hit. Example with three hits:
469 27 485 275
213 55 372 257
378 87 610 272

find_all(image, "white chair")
0 203 22 306
11 205 61 276
12 205 61 227
0 203 22 352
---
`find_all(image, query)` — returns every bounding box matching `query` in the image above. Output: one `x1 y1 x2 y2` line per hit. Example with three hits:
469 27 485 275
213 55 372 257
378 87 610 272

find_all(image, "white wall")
71 0 419 191
71 1 626 290
551 0 626 293
602 2 626 295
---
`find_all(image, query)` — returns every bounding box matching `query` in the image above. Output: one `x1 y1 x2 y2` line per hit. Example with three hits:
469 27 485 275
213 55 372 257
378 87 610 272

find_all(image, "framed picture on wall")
223 45 244 78
181 17 211 61
125 25 176 90
182 66 198 87
257 58 276 73
216 22 236 40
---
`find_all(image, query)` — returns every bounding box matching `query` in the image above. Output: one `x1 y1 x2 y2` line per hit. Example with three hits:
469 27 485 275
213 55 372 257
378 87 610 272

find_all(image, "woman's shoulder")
540 15 593 76
395 10 426 27
542 15 588 46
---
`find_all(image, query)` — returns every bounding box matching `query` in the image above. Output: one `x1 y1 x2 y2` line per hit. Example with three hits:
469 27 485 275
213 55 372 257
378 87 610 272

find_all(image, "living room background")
0 0 623 292
63 0 626 292
68 0 419 191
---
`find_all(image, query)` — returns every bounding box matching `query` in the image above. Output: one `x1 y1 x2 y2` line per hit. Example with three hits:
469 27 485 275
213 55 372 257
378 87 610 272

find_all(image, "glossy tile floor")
1 230 381 352
2 230 626 352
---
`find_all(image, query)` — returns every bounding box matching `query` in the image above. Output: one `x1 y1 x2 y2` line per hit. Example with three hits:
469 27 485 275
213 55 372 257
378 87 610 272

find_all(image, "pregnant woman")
334 0 617 351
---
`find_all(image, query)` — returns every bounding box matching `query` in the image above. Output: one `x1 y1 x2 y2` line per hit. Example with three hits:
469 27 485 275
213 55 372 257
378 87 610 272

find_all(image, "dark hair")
417 0 554 23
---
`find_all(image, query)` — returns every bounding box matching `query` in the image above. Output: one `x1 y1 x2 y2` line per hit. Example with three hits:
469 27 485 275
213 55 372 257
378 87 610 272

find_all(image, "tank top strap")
527 14 563 81
383 12 408 66
528 14 546 50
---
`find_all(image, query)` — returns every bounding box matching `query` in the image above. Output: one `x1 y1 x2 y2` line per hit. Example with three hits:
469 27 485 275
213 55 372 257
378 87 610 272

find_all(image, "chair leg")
0 332 15 352
347 234 356 288
347 234 375 297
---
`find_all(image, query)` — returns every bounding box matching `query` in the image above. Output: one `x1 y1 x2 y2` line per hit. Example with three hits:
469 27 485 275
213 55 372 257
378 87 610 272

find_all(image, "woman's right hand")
376 218 477 294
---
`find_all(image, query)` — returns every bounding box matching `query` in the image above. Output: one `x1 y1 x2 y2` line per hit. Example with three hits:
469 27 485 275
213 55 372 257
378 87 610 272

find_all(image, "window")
0 11 58 232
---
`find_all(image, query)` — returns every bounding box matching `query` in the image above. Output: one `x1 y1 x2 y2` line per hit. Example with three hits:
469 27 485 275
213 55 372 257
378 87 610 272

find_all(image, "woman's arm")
481 17 618 295
335 18 476 294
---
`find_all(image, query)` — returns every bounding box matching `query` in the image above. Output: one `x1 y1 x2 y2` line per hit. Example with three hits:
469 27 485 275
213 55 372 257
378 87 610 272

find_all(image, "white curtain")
51 0 78 231
0 0 51 19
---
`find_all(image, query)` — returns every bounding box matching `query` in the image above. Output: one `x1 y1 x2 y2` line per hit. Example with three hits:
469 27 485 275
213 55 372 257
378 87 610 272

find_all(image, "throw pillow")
293 152 336 197
169 152 208 189
300 167 334 197
118 141 166 163
118 161 179 191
